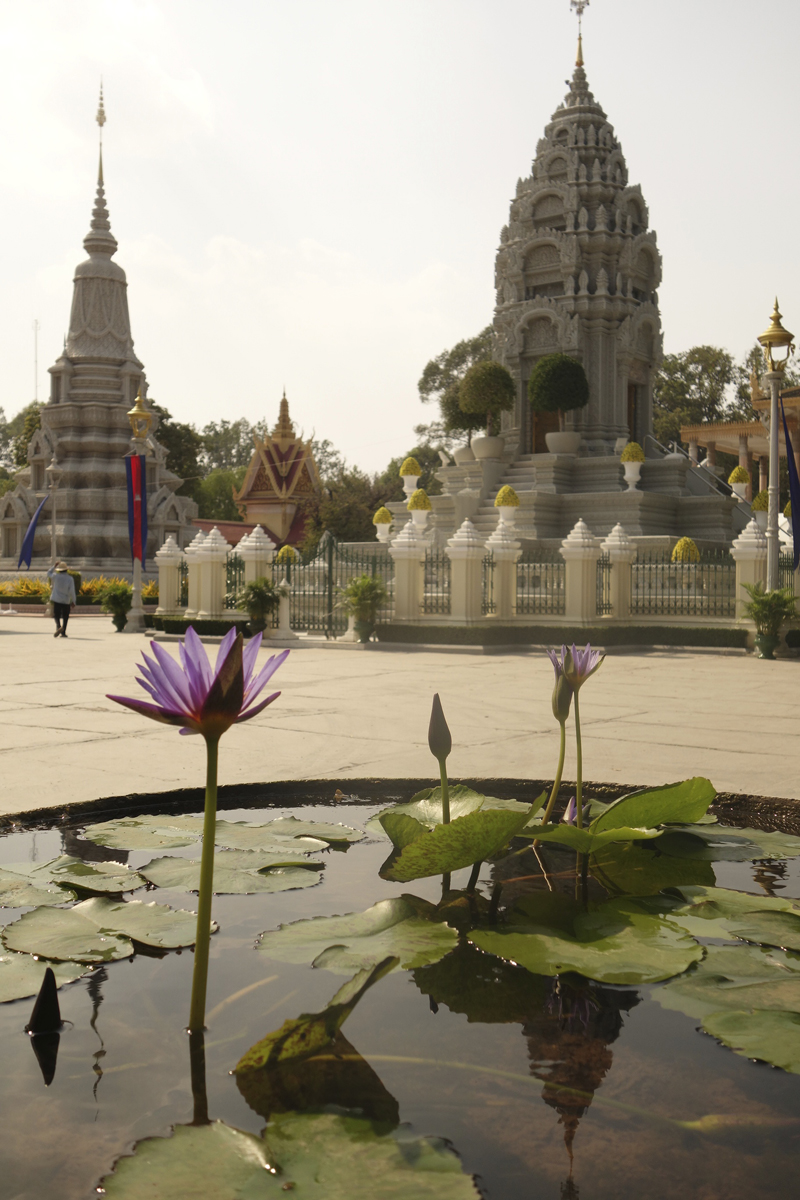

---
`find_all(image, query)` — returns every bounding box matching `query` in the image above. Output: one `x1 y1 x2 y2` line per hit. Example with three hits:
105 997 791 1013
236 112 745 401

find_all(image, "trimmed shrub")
407 488 432 511
160 618 250 637
494 485 520 507
728 465 750 485
751 490 768 512
671 537 700 564
276 545 298 564
620 442 645 463
399 457 421 477
141 580 159 601
785 500 792 519
527 354 589 423
374 623 748 649
459 361 515 436
373 506 393 525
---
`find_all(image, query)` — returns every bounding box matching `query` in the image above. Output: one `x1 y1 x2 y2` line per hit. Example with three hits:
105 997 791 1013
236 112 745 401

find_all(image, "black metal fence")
516 548 565 615
779 552 796 594
225 552 245 609
596 551 612 616
482 552 495 616
179 558 188 607
630 550 735 617
422 549 451 615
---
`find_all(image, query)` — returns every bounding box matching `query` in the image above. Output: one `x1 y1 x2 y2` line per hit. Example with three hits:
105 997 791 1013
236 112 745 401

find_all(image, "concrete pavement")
1 615 798 817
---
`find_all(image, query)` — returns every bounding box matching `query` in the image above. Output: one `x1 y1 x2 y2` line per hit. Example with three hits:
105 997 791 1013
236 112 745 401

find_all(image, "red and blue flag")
125 454 148 564
780 399 800 572
17 494 50 569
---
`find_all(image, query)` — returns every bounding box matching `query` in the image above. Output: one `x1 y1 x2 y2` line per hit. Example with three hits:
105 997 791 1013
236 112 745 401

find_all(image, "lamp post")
757 300 795 590
45 454 62 564
124 389 153 634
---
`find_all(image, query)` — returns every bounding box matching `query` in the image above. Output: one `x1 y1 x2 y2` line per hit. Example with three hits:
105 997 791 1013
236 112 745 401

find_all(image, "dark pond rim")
2 778 800 836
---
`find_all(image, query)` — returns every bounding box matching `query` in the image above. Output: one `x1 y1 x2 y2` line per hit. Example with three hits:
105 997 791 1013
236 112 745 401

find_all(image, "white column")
601 523 636 621
730 518 768 621
560 518 601 623
197 527 231 620
154 535 182 616
388 522 425 621
239 524 276 583
446 519 485 624
271 578 299 643
766 370 782 589
183 531 206 619
485 518 521 620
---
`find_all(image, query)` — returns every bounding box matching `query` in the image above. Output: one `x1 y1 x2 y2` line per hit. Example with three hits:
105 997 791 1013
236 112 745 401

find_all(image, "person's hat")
55 561 68 573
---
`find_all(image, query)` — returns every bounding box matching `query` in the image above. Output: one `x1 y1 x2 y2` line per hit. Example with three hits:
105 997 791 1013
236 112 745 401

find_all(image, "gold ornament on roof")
128 387 153 439
757 299 795 372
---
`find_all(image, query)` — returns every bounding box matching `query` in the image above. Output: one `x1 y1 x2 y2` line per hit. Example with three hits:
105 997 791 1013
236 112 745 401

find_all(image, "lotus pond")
2 778 800 1200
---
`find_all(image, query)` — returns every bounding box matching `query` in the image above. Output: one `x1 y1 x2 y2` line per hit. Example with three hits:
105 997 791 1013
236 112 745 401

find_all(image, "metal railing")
269 534 395 636
225 551 245 609
516 548 565 615
644 433 752 516
596 551 612 616
779 552 796 594
179 558 188 607
482 552 495 615
422 549 451 615
630 549 735 617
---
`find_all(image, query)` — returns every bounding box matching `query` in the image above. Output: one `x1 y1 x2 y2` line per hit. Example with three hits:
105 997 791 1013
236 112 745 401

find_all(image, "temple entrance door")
532 409 561 454
627 384 638 443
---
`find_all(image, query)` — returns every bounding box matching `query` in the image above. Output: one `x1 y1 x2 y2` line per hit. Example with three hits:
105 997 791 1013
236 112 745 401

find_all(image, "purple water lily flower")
108 627 288 741
562 643 604 692
561 796 591 826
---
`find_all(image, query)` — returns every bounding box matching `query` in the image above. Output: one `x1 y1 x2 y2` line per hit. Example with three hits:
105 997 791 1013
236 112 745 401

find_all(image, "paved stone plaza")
1 615 798 816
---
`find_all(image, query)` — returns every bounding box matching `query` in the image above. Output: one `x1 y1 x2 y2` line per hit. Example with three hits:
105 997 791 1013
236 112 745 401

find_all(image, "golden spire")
96 82 106 184
272 390 296 441
570 0 589 65
758 298 795 372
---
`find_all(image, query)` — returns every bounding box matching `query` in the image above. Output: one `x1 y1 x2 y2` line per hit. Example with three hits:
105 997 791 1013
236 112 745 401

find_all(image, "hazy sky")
1 0 798 472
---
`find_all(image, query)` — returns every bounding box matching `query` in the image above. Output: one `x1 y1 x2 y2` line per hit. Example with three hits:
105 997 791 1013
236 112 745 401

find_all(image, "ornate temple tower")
234 393 319 545
493 34 663 456
0 91 197 571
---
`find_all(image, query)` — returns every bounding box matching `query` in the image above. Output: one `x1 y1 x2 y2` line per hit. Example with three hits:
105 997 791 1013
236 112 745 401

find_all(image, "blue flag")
125 454 148 564
780 398 800 572
17 494 50 570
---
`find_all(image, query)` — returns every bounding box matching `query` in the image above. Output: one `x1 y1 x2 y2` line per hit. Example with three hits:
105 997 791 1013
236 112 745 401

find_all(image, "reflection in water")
26 967 64 1087
189 1029 209 1125
753 859 787 896
86 967 107 1105
61 830 130 866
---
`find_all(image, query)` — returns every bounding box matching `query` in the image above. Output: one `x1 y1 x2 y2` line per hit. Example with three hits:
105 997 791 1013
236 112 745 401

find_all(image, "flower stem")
439 759 450 824
540 721 566 827
188 735 220 1033
574 691 583 830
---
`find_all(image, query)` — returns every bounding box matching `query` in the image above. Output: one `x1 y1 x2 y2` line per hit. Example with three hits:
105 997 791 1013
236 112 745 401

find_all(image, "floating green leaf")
0 952 88 1002
469 898 703 985
80 814 205 850
590 778 716 833
140 851 324 895
258 896 457 974
590 840 716 896
661 886 800 950
211 821 327 854
367 786 535 839
654 944 800 1019
99 1112 479 1199
235 958 397 1073
0 866 76 908
380 805 537 883
63 896 213 949
9 855 147 895
256 816 364 844
521 821 663 854
658 825 800 862
2 902 134 962
702 1009 800 1074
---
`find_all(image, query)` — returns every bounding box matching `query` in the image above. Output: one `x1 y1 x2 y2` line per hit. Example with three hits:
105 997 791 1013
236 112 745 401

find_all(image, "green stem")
466 860 482 893
188 736 220 1033
574 690 583 830
540 721 566 827
439 758 450 824
189 1029 209 1125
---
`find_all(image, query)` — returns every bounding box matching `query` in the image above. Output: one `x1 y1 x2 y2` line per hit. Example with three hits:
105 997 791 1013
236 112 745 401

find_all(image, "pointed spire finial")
96 81 106 185
570 0 589 65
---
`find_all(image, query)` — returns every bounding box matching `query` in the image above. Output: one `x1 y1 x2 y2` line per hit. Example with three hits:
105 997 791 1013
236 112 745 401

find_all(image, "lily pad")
590 777 716 833
654 944 800 1019
211 821 327 854
590 840 716 896
258 896 458 974
80 814 205 850
235 957 397 1072
661 887 800 951
658 825 800 862
256 817 364 844
140 851 324 895
2 903 134 963
469 898 703 985
0 952 88 1002
522 821 663 855
62 896 213 949
99 1112 479 1199
9 855 147 895
367 785 535 840
380 805 537 883
702 1009 800 1074
0 867 77 908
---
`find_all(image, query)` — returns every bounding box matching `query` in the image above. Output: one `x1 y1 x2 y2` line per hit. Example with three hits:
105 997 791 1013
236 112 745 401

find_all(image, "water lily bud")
551 674 573 725
428 693 452 762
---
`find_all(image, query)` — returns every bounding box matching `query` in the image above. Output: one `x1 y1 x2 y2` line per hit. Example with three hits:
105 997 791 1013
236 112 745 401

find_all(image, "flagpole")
124 389 153 635
46 456 62 565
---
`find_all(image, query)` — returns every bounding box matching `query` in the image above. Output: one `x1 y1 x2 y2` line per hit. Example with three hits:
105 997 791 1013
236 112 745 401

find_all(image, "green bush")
527 354 589 423
728 465 750 485
620 442 645 463
459 361 515 436
374 623 749 649
785 500 792 519
399 457 421 477
340 574 388 623
407 488 432 511
236 577 280 629
671 537 700 563
741 582 797 637
494 485 520 507
160 618 250 637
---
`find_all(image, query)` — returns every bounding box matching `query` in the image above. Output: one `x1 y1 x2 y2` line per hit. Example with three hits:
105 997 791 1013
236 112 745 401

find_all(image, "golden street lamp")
757 299 795 590
127 387 153 442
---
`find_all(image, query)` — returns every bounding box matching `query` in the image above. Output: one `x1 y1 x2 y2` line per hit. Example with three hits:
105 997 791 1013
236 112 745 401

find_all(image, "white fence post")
602 523 636 621
197 527 231 619
154 535 182 616
389 523 425 621
183 530 206 619
446 519 485 623
560 518 601 623
730 518 767 621
485 521 521 620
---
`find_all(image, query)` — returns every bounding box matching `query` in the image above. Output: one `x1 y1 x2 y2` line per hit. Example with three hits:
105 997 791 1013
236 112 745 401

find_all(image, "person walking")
46 561 76 638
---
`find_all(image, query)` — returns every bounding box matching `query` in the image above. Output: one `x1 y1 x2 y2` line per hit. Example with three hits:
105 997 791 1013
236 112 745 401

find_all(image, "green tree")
150 404 204 504
459 360 515 436
418 326 494 405
310 438 347 479
12 403 41 467
201 419 257 471
0 408 11 469
196 466 247 521
377 444 444 501
527 353 589 429
299 467 393 555
652 346 735 445
0 466 15 498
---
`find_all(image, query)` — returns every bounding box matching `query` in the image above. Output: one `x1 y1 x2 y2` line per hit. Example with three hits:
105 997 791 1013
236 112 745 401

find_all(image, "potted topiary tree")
527 353 589 455
458 360 515 459
620 441 645 490
494 485 520 529
340 574 388 643
741 581 797 659
751 489 768 530
728 465 750 502
373 506 393 544
96 580 133 631
236 577 280 634
398 457 422 499
438 381 484 464
407 488 432 532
